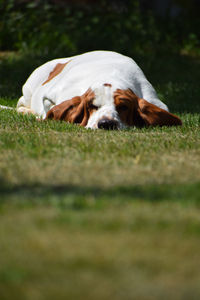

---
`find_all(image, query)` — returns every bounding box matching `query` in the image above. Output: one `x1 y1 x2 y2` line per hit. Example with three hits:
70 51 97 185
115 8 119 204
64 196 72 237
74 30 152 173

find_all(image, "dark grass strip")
0 181 200 209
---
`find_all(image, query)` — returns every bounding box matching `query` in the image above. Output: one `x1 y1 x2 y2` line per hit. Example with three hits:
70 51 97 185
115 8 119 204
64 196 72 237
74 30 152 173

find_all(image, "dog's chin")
85 123 98 130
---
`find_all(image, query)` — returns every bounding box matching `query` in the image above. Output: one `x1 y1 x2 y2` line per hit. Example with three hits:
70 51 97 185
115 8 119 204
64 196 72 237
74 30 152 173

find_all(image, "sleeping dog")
3 51 182 129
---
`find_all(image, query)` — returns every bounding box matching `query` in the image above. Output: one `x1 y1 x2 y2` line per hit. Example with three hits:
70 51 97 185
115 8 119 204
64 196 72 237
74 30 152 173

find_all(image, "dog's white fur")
2 51 169 128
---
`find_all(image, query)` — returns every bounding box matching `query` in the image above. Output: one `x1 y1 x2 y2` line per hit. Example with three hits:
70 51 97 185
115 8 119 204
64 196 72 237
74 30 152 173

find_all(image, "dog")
2 51 182 129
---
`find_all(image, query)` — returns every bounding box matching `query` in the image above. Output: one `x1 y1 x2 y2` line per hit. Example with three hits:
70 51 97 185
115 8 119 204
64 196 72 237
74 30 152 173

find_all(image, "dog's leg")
0 105 15 110
17 106 36 115
0 104 37 116
16 95 37 115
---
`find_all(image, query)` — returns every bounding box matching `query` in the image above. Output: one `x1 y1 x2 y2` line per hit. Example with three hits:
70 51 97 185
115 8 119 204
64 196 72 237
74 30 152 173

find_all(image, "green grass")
0 53 200 300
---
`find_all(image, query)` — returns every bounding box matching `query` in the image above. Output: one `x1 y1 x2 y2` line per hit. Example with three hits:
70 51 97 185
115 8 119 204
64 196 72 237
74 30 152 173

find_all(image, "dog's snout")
98 118 118 130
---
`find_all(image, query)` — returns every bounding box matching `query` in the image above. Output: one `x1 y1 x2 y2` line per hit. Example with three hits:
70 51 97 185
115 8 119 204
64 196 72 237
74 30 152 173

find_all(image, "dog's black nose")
98 118 118 130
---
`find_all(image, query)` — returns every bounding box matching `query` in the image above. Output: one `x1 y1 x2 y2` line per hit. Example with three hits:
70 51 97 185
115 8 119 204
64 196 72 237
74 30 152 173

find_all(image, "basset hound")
15 51 182 129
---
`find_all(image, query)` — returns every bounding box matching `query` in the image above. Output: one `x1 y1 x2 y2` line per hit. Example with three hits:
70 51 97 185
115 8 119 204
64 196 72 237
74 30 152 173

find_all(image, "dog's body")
4 51 182 129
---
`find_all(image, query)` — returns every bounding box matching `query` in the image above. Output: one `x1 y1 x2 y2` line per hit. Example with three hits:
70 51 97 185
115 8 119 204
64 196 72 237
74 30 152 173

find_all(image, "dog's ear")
45 97 80 121
136 98 182 127
114 89 182 127
45 89 95 126
45 96 89 126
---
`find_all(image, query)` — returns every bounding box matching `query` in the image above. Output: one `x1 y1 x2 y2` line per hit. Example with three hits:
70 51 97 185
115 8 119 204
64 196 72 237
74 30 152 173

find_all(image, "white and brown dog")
2 51 182 129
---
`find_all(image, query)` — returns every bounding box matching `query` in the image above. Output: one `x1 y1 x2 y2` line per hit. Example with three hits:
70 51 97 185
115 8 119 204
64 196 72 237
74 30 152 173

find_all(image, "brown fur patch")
42 61 71 85
103 83 112 87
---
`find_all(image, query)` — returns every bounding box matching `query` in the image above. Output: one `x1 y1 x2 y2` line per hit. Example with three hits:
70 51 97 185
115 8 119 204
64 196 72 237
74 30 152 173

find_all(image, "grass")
0 52 200 300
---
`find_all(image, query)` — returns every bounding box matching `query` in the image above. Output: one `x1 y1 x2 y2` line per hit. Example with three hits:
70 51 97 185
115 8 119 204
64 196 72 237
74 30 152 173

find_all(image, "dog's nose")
98 118 118 130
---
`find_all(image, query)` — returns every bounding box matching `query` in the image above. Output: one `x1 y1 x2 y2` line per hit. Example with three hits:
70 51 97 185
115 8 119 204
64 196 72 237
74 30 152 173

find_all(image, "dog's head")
45 85 182 129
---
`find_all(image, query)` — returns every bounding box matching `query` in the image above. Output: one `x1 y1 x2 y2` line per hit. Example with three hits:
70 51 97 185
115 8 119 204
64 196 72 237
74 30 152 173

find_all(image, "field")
0 52 200 300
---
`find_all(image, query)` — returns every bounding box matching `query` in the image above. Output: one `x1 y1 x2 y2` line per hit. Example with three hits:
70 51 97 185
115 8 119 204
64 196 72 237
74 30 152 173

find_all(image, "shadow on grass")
0 180 200 208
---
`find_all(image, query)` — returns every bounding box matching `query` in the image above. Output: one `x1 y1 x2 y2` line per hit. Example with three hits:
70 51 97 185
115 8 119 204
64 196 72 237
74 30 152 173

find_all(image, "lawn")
0 52 200 300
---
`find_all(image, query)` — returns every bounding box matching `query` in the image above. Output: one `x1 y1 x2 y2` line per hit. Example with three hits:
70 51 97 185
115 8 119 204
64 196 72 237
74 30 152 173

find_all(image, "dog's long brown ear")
114 88 182 127
45 89 95 126
45 97 80 120
137 98 182 126
45 96 88 126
